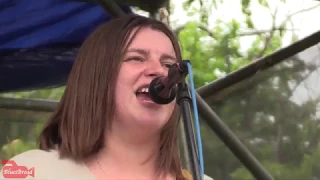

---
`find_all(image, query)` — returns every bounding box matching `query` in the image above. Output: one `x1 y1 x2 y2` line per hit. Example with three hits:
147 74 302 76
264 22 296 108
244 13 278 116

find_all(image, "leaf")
258 0 270 8
241 0 250 9
183 0 195 11
187 11 196 17
246 16 254 28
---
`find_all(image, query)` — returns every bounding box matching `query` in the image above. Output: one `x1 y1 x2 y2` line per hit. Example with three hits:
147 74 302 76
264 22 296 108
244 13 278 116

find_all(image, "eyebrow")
126 48 177 62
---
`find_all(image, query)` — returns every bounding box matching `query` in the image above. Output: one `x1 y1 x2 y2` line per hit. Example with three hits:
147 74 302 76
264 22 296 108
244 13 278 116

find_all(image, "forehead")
127 27 176 56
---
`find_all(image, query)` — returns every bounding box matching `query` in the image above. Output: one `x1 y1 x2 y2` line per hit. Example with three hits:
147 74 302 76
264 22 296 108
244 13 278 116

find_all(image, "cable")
186 61 204 180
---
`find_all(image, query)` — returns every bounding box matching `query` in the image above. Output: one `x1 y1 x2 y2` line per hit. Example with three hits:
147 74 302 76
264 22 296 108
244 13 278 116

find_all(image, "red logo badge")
1 160 35 179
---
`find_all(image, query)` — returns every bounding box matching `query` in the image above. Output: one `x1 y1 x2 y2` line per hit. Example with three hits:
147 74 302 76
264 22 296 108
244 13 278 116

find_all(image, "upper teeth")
138 88 149 93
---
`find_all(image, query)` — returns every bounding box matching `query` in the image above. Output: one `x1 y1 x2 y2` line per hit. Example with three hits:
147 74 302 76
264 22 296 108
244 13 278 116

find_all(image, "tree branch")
274 3 320 38
283 3 320 25
275 124 284 163
306 118 320 153
288 65 320 99
237 28 297 36
174 23 216 38
174 23 296 39
174 3 320 39
255 7 278 59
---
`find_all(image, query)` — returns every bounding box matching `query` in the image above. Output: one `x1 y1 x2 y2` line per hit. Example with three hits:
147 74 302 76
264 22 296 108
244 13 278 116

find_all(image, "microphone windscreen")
149 77 176 104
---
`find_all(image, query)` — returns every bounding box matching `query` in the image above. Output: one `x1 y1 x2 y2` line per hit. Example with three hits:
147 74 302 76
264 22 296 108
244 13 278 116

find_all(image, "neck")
94 122 166 179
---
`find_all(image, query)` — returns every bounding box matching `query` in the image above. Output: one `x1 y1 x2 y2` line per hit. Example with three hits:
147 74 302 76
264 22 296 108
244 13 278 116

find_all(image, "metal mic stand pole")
177 78 201 180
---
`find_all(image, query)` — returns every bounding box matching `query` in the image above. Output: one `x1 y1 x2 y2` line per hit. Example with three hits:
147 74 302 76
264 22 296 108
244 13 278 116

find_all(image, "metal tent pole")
98 0 126 17
194 91 274 180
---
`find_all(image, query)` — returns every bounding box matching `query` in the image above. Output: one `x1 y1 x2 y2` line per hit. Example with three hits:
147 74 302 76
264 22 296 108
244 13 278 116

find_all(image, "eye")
126 56 144 62
162 62 174 69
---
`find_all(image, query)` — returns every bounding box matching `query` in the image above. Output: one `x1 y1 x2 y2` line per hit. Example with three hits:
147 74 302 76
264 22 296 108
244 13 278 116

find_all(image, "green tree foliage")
0 88 63 164
176 0 320 179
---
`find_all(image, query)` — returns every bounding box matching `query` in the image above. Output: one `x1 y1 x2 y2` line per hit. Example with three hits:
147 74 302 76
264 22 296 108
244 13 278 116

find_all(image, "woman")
0 14 207 180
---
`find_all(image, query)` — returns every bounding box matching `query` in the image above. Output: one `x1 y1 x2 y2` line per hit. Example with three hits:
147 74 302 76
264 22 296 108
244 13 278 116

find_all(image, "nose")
144 60 167 78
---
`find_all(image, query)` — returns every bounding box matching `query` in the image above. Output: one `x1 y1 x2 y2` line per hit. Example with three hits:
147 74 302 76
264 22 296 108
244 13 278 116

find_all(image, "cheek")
115 69 131 90
114 74 130 103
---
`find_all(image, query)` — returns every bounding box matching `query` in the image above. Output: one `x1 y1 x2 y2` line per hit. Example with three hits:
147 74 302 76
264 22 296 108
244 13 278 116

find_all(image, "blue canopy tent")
0 0 132 92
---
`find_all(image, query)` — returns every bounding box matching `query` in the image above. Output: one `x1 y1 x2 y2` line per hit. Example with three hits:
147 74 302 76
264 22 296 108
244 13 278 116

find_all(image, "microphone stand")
176 73 201 180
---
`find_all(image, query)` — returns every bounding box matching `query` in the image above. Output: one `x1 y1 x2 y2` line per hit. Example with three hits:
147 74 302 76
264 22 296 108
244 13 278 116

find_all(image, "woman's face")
113 27 177 133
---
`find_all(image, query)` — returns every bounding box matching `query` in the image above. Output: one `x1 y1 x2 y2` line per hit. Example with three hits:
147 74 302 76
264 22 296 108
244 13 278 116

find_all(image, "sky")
169 0 320 48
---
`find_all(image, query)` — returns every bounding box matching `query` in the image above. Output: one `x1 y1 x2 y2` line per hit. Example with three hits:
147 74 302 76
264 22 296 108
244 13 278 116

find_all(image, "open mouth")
135 86 153 103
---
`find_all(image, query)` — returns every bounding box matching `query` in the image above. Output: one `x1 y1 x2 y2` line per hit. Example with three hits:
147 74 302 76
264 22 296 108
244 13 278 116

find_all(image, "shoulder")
0 149 51 179
2 149 62 169
0 149 94 180
4 149 58 163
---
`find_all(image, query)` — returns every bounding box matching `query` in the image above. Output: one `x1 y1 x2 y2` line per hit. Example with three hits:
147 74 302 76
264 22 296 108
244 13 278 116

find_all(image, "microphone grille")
149 77 176 105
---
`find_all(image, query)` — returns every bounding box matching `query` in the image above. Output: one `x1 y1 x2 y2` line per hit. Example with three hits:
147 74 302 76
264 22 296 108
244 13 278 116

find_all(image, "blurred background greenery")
1 0 320 179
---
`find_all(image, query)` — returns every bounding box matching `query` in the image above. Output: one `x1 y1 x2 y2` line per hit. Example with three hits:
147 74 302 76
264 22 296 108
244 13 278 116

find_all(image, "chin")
136 116 168 130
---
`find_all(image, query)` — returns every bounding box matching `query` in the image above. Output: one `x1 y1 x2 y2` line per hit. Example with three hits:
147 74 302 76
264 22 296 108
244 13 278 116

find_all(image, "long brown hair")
39 14 184 179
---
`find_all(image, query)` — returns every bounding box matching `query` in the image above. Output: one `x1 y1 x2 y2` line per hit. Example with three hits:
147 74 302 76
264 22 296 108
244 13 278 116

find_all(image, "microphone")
149 61 189 104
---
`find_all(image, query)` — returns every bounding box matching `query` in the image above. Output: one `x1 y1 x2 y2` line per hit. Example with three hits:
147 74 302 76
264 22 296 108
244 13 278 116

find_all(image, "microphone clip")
149 60 190 104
